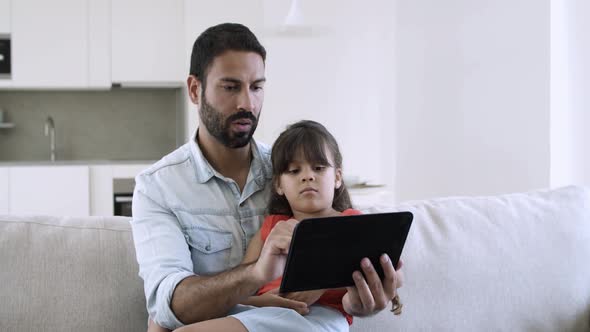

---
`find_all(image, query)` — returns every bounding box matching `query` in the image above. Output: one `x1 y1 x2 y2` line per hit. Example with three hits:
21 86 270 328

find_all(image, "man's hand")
253 219 298 283
342 254 404 316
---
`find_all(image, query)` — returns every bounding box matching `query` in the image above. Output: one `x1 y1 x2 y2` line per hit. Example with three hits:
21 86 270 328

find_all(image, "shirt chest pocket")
185 228 233 276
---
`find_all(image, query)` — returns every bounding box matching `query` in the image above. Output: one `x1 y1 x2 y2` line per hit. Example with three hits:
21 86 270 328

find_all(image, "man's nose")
237 89 256 112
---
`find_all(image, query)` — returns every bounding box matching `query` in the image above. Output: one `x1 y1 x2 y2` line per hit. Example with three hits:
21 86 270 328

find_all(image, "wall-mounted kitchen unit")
0 0 184 89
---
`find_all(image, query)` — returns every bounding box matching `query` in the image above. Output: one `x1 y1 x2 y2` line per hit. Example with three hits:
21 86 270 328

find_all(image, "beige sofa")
1 186 589 331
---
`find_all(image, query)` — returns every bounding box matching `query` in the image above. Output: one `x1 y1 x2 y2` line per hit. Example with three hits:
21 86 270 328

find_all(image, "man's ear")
187 75 202 105
335 168 343 189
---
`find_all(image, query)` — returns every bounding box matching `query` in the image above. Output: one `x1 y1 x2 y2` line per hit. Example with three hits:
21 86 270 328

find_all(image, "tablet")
279 212 413 293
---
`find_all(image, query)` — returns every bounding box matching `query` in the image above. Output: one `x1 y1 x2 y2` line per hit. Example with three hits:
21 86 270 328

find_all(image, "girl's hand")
253 219 298 283
280 289 326 306
241 291 310 315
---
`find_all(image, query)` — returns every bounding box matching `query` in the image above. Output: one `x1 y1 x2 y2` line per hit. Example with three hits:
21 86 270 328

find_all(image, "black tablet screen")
279 211 413 293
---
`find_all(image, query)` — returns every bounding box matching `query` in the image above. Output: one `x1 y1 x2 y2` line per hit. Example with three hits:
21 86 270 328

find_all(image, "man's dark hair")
268 120 353 216
189 23 266 89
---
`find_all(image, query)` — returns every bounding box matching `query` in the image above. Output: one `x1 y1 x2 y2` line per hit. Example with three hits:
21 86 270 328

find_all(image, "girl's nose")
301 172 315 182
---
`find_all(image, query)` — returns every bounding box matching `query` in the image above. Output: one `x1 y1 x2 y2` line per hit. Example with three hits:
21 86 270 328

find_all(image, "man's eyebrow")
220 78 241 84
219 78 266 84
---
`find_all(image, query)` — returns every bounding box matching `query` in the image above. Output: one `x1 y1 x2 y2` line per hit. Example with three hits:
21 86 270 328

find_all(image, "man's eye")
252 85 263 91
223 85 238 91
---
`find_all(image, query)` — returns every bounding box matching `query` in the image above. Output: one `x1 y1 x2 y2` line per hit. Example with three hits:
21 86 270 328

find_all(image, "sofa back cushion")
353 185 590 331
0 215 146 331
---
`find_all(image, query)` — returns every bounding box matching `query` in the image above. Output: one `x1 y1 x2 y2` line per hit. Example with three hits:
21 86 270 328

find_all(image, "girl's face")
275 149 343 219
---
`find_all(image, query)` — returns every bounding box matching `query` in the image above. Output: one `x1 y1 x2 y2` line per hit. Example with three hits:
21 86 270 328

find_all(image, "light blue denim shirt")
131 134 272 330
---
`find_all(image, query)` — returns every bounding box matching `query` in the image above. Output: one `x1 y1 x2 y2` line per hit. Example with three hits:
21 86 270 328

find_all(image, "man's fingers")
380 254 398 299
396 259 404 270
359 258 388 310
352 270 375 310
394 258 404 288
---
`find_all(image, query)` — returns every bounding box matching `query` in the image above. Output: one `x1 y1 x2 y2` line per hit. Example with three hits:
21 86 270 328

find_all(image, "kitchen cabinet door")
11 0 88 88
0 167 8 214
9 166 90 216
111 0 184 85
0 0 10 34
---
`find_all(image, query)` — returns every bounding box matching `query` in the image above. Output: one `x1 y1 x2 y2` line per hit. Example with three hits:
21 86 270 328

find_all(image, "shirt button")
205 244 211 251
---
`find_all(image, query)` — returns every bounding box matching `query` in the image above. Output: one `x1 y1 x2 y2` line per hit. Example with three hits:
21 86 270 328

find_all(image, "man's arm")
133 176 300 329
132 176 272 328
171 263 262 323
172 219 298 323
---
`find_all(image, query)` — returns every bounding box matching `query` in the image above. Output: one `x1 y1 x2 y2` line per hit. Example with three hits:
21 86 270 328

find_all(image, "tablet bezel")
279 211 413 293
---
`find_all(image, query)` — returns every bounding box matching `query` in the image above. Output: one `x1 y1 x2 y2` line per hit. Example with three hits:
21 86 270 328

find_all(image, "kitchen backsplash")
0 88 184 161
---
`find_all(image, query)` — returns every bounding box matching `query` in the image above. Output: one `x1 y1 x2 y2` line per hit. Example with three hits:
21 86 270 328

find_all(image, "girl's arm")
241 230 264 264
238 230 309 314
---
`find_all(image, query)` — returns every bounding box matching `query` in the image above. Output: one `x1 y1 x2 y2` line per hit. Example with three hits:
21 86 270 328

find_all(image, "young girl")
235 120 360 331
173 120 399 332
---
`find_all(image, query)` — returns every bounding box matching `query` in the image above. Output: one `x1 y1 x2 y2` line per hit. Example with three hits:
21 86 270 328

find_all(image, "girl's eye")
287 169 299 174
314 166 326 171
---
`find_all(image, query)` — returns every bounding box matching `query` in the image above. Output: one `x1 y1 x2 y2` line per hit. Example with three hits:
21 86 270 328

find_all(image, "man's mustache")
227 111 257 123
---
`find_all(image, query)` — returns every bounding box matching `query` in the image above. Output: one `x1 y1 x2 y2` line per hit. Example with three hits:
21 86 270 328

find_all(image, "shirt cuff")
153 271 195 330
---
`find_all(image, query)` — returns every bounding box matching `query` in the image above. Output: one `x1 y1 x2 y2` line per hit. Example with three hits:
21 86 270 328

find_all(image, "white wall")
565 0 590 186
550 0 575 187
182 0 586 202
183 0 395 186
394 0 551 201
550 0 590 188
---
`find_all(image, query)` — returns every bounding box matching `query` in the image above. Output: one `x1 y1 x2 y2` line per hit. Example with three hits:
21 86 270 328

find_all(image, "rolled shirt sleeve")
131 175 194 330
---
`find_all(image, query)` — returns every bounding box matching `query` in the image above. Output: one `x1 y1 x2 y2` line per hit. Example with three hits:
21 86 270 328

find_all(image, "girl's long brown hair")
268 120 352 215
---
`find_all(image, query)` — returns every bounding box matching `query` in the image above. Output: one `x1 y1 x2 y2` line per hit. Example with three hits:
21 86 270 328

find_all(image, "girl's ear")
335 168 343 189
274 179 284 195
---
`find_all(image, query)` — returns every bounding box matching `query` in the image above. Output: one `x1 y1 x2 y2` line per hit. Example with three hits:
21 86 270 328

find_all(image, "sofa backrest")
354 185 590 331
1 186 589 331
0 215 146 332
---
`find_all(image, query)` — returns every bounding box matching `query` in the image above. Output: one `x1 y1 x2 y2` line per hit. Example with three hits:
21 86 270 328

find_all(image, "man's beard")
199 93 259 148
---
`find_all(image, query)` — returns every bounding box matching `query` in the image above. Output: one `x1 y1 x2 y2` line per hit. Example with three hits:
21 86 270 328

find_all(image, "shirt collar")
189 129 271 184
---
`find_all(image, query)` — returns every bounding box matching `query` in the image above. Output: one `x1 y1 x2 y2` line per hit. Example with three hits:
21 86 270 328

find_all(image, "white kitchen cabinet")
11 0 88 88
0 0 10 34
111 0 184 85
0 167 8 214
88 0 111 88
9 0 110 88
9 165 90 216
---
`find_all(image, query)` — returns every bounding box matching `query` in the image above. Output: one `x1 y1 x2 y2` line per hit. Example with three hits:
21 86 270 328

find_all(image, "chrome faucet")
44 116 56 161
